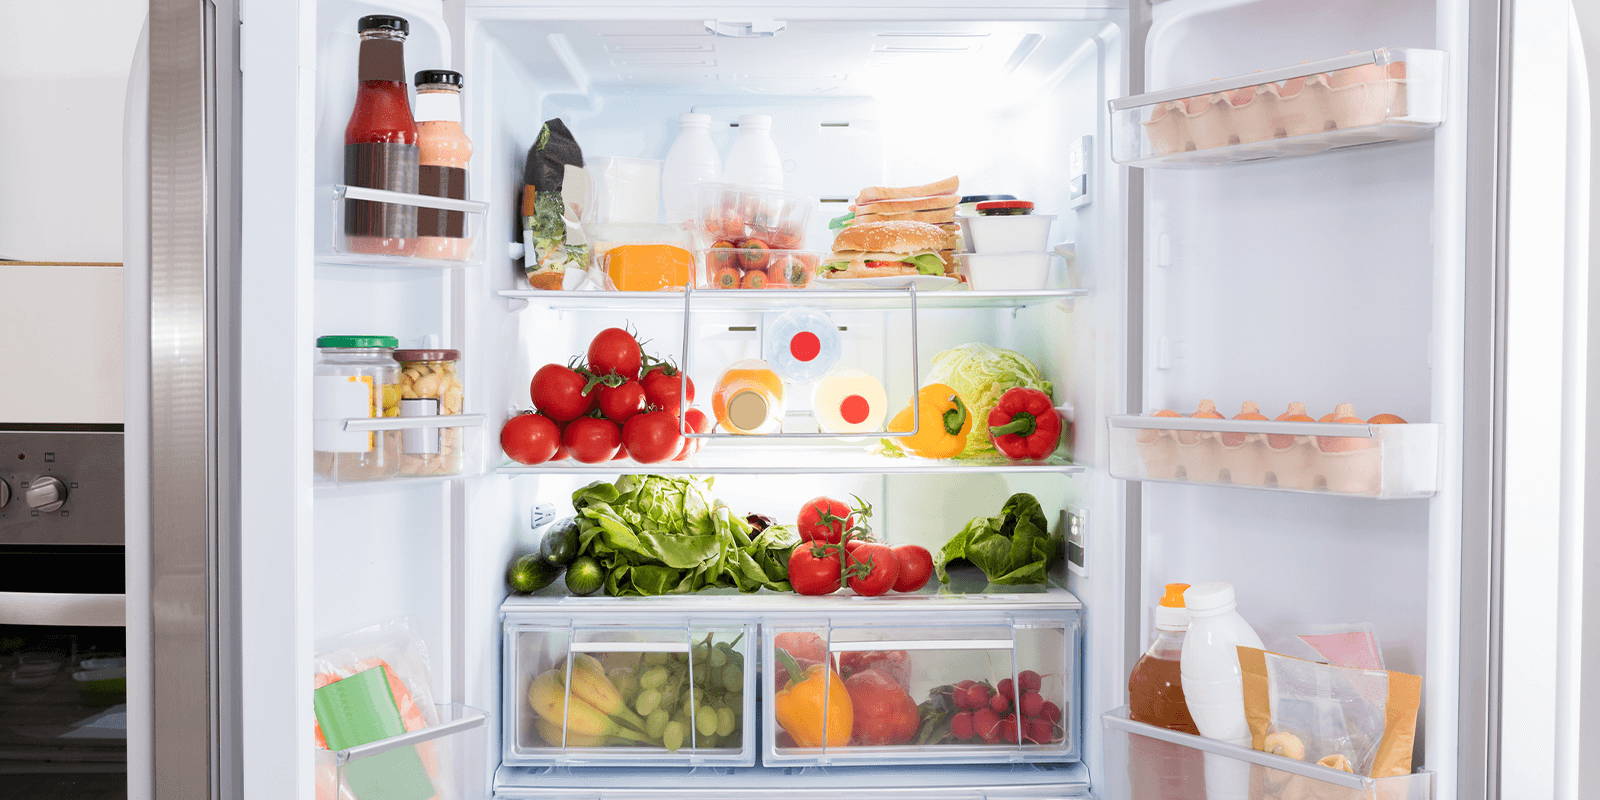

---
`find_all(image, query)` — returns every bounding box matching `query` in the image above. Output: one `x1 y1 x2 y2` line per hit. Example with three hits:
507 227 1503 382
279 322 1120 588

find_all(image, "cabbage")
888 343 1052 459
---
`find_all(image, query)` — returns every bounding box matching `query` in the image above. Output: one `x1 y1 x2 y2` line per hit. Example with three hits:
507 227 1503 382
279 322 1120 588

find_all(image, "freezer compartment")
764 612 1079 766
321 185 488 269
1107 415 1440 498
1101 708 1433 800
1110 48 1444 167
502 618 757 766
316 413 485 485
316 703 487 800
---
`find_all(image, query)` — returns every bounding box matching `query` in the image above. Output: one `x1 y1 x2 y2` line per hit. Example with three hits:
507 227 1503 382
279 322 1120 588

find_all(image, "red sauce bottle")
344 15 419 256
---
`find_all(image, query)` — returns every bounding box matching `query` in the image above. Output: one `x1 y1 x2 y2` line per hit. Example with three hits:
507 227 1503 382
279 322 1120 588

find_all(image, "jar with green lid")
394 348 464 476
314 335 402 481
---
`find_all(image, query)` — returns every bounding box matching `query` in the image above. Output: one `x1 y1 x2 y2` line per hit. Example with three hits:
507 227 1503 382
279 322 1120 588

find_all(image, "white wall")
0 1 145 262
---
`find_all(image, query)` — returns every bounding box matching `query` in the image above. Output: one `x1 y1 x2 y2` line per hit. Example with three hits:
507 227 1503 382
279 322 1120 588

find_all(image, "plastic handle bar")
336 706 488 764
570 641 692 654
829 638 1015 653
343 413 485 432
338 184 488 214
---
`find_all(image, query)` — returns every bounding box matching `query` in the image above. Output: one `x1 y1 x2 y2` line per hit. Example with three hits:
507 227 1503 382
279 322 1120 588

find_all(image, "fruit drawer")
502 618 757 767
1107 415 1441 498
316 703 487 800
1101 708 1433 800
763 612 1080 766
1109 48 1445 167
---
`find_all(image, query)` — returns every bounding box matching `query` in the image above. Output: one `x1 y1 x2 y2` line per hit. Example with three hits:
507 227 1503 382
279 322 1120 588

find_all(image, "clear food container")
953 251 1065 292
764 613 1080 766
958 214 1056 254
700 248 824 289
314 335 401 482
316 703 488 800
696 183 814 251
502 619 757 767
393 348 465 476
590 223 697 291
1111 48 1446 167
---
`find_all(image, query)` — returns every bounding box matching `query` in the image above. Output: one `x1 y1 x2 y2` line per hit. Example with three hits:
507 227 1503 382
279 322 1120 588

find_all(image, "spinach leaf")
935 493 1059 586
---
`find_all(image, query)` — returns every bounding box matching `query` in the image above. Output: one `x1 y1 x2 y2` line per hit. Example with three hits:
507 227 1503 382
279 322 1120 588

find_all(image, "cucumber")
507 554 559 594
540 517 582 567
565 556 605 596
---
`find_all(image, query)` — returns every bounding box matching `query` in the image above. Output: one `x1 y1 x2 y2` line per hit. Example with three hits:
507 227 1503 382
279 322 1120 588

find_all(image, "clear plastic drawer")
502 618 757 766
315 703 487 800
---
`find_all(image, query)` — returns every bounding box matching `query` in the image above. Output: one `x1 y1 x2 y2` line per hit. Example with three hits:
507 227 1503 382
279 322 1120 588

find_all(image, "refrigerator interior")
298 0 1455 797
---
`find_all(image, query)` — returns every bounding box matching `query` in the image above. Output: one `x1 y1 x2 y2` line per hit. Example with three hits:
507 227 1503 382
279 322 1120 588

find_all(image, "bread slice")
854 206 957 225
852 194 958 215
855 175 960 204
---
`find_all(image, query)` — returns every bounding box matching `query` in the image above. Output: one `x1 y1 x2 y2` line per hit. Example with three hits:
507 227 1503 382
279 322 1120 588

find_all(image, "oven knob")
25 476 67 513
0 479 9 509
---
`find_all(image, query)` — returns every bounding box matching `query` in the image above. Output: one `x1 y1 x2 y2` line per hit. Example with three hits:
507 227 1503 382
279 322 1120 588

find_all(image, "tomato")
890 545 933 593
587 327 642 380
530 364 592 422
843 536 876 554
594 379 645 422
562 417 621 463
838 649 910 689
796 496 853 544
550 442 569 461
642 365 695 416
499 413 561 464
674 408 711 461
773 631 831 690
788 542 842 596
611 442 630 461
865 260 904 269
621 409 684 464
844 542 900 597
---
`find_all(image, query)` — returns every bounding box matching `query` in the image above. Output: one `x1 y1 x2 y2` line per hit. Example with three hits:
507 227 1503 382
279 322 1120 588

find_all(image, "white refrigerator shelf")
1110 48 1445 167
497 444 1081 476
1107 415 1441 498
500 287 1088 312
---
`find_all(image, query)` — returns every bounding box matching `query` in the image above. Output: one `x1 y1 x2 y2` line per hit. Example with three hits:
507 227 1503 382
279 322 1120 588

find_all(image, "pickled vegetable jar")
394 348 465 475
314 335 401 481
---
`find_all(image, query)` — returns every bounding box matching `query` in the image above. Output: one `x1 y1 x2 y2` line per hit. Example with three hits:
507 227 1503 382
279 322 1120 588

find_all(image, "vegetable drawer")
1101 708 1433 800
316 703 487 800
763 611 1080 766
502 617 757 766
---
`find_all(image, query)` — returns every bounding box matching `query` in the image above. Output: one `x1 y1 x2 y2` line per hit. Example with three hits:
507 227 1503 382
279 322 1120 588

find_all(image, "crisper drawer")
502 617 757 766
763 611 1080 766
316 703 487 800
1101 708 1432 800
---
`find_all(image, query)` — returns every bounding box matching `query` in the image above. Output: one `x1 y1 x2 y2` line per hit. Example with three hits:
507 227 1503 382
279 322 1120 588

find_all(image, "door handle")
0 591 125 627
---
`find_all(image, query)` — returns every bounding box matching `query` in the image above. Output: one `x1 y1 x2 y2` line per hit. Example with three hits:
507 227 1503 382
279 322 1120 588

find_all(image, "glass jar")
393 348 464 475
314 335 401 481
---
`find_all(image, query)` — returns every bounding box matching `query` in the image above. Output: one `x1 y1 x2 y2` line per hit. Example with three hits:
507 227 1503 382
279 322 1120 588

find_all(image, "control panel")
0 427 123 546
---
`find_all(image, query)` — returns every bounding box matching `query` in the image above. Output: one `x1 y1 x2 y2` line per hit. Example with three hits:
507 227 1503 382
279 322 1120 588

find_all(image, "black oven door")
0 546 126 798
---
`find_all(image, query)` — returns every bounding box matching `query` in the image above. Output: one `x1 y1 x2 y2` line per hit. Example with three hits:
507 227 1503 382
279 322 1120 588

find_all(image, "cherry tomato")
587 328 642 380
642 365 695 416
796 496 853 544
499 413 561 465
594 379 645 422
674 408 711 461
788 541 842 596
890 545 933 593
530 364 592 422
562 417 620 463
621 409 684 464
845 542 900 597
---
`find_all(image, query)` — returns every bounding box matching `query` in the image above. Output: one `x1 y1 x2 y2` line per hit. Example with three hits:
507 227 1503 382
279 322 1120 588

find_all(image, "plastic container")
1128 584 1198 734
393 348 464 476
316 703 487 800
1179 582 1262 747
953 252 1054 291
588 156 664 224
812 369 890 434
599 244 695 292
501 620 757 766
662 112 723 224
711 359 785 434
722 114 784 189
697 183 814 251
763 309 842 382
959 214 1055 254
701 247 822 289
314 335 401 482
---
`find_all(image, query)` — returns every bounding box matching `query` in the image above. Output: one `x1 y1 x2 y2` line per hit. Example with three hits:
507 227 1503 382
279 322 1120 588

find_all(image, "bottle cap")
414 69 464 88
680 112 712 126
358 15 409 35
1155 582 1190 631
1183 581 1237 615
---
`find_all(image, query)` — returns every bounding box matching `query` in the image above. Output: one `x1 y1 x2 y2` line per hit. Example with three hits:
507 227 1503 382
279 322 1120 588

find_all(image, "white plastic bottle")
661 112 722 223
722 114 784 189
1179 582 1263 745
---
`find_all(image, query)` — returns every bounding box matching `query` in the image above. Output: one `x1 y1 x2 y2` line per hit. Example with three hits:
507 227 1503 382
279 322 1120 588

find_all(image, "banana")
527 669 651 743
534 717 605 748
567 655 648 729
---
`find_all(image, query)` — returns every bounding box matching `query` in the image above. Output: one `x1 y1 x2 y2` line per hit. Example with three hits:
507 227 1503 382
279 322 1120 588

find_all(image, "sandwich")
821 220 954 280
849 175 961 226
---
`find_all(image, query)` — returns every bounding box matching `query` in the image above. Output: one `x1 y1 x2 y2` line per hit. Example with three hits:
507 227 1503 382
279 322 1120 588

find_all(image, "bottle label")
400 397 441 454
314 375 375 453
414 92 461 123
344 142 420 240
417 165 467 238
357 38 405 82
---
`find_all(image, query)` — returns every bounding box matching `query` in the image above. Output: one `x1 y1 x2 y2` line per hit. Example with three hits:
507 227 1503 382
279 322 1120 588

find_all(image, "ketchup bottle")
344 15 419 256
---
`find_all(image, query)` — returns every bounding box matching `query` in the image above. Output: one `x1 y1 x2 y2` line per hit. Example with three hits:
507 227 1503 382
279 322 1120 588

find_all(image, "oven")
0 426 125 799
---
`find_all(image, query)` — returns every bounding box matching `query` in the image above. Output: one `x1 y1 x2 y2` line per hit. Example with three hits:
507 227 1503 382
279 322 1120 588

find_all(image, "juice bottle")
413 69 472 261
1127 583 1204 799
811 369 887 434
712 359 784 434
344 15 419 256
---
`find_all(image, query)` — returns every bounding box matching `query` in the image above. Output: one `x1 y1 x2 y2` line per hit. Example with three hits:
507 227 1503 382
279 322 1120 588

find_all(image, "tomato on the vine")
587 328 642 380
788 541 843 595
594 379 646 422
796 496 853 544
530 364 592 422
845 542 901 597
891 545 934 593
674 408 711 461
563 417 621 463
641 364 695 416
621 409 684 464
499 413 561 465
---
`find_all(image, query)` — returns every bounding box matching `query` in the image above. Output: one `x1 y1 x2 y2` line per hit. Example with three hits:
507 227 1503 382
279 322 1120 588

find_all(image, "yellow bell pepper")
888 383 972 459
774 650 852 747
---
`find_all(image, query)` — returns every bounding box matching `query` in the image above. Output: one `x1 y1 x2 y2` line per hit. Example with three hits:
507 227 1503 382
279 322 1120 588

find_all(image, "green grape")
645 708 670 739
639 666 669 690
696 703 719 737
635 688 662 717
663 720 687 752
716 706 736 737
709 646 728 668
610 668 640 703
641 652 667 667
721 665 743 693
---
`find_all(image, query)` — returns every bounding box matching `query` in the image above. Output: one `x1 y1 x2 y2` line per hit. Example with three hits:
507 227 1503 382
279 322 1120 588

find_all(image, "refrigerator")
122 0 1597 797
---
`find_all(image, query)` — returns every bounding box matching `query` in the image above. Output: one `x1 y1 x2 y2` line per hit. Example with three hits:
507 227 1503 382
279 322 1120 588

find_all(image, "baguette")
854 175 960 204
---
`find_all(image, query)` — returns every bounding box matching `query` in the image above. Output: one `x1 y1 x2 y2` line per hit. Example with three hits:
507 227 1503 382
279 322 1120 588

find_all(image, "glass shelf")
500 581 1084 615
500 287 1087 312
496 443 1081 476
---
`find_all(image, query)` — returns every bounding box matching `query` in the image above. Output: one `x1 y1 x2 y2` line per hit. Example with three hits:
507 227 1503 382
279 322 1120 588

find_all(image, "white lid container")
960 214 1056 253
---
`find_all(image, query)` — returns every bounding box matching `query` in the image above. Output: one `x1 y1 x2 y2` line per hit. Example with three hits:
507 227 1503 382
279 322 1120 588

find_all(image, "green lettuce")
935 493 1060 585
904 253 946 275
571 475 795 596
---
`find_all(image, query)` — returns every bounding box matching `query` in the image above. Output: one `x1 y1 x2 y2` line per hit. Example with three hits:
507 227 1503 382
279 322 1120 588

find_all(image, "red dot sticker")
789 331 822 362
839 394 871 425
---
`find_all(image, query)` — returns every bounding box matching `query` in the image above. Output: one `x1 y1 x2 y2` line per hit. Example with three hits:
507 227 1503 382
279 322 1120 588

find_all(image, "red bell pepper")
987 387 1061 460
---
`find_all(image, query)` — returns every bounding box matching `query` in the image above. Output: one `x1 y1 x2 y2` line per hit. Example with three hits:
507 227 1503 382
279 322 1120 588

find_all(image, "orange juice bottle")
712 359 785 434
